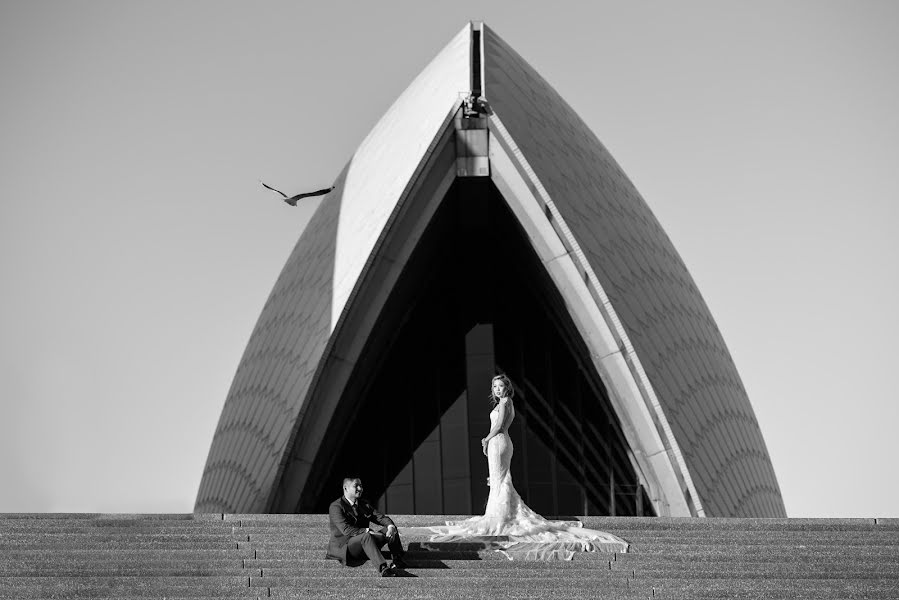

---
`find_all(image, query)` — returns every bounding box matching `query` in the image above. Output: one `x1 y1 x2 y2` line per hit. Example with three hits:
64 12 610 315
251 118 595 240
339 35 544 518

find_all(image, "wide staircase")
1 513 897 599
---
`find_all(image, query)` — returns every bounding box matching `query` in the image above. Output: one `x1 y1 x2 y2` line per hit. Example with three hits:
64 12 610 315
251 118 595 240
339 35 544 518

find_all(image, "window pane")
414 437 442 514
440 393 469 479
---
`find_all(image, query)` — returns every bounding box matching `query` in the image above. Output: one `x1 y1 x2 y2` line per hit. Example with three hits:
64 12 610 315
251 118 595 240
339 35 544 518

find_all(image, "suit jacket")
326 496 395 564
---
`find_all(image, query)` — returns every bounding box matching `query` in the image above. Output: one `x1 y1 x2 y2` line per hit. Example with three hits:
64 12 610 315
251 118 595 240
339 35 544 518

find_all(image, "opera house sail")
196 23 786 519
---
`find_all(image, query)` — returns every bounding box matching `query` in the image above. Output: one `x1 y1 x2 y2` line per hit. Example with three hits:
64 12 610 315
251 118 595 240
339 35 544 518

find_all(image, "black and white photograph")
1 1 897 597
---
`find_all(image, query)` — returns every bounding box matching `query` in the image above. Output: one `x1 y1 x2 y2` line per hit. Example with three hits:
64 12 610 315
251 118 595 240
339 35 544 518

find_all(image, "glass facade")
312 179 654 517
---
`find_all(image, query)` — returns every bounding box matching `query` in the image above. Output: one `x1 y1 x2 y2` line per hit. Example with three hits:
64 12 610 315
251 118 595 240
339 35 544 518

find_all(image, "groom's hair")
342 477 360 488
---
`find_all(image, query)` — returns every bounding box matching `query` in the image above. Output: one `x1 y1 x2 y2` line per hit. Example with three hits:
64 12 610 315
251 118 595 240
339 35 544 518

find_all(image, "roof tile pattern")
195 173 343 512
482 26 784 517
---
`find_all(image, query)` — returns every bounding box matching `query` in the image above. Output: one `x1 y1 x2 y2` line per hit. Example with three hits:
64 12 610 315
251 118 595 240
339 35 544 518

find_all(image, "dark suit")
326 496 404 570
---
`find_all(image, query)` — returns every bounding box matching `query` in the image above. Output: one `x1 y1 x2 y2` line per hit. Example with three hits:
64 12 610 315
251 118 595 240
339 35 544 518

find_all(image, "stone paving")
1 513 897 598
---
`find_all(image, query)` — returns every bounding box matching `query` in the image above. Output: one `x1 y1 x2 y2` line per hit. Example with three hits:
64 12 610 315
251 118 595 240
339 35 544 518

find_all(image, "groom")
326 477 407 577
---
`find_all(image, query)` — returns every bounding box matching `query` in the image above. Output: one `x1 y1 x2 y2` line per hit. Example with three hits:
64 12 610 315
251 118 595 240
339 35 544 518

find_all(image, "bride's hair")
489 374 515 404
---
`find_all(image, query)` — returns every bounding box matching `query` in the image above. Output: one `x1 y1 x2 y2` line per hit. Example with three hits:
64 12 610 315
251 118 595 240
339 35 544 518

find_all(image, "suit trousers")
346 530 404 571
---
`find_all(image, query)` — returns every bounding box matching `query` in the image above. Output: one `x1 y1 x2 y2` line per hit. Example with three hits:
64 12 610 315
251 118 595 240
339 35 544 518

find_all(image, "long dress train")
413 402 629 560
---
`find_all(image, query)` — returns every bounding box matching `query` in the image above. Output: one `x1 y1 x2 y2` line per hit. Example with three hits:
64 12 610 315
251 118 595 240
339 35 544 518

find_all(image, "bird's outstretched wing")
284 186 334 206
260 181 289 199
261 181 334 206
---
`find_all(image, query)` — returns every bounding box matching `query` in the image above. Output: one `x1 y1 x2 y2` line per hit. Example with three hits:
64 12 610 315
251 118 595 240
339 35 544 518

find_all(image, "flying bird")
261 181 334 207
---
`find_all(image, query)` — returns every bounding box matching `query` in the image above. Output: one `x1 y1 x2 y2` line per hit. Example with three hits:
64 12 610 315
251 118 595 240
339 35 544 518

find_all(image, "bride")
423 374 628 560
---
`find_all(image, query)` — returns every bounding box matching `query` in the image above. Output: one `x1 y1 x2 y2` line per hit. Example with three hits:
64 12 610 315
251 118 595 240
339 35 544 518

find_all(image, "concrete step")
1 540 241 551
624 541 899 555
246 541 899 558
233 528 899 542
0 530 234 539
256 576 895 599
0 515 225 523
26 512 871 530
225 514 898 530
0 576 255 598
648 546 895 559
246 552 897 568
579 516 889 532
0 555 245 566
266 587 647 600
0 523 233 534
613 563 899 579
266 559 611 571
617 530 899 542
0 555 252 576
247 546 899 563
257 565 623 578
0 565 256 577
0 514 222 521
1 513 896 600
247 558 897 577
253 574 631 589
1 548 255 560
262 584 895 600
252 547 538 560
247 562 897 582
633 577 899 599
244 539 899 557
251 569 631 583
613 549 899 563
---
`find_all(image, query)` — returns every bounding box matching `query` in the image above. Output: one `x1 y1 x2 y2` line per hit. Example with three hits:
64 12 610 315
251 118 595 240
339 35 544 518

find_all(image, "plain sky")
1 1 896 518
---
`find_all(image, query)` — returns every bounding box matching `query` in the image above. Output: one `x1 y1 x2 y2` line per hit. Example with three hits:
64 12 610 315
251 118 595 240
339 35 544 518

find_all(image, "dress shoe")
379 564 397 577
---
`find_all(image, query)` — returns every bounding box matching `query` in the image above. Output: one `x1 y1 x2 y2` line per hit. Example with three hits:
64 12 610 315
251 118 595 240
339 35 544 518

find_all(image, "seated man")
326 477 407 577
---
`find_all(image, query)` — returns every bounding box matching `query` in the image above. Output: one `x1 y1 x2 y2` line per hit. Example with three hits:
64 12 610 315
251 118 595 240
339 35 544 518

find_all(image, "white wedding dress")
415 400 629 560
